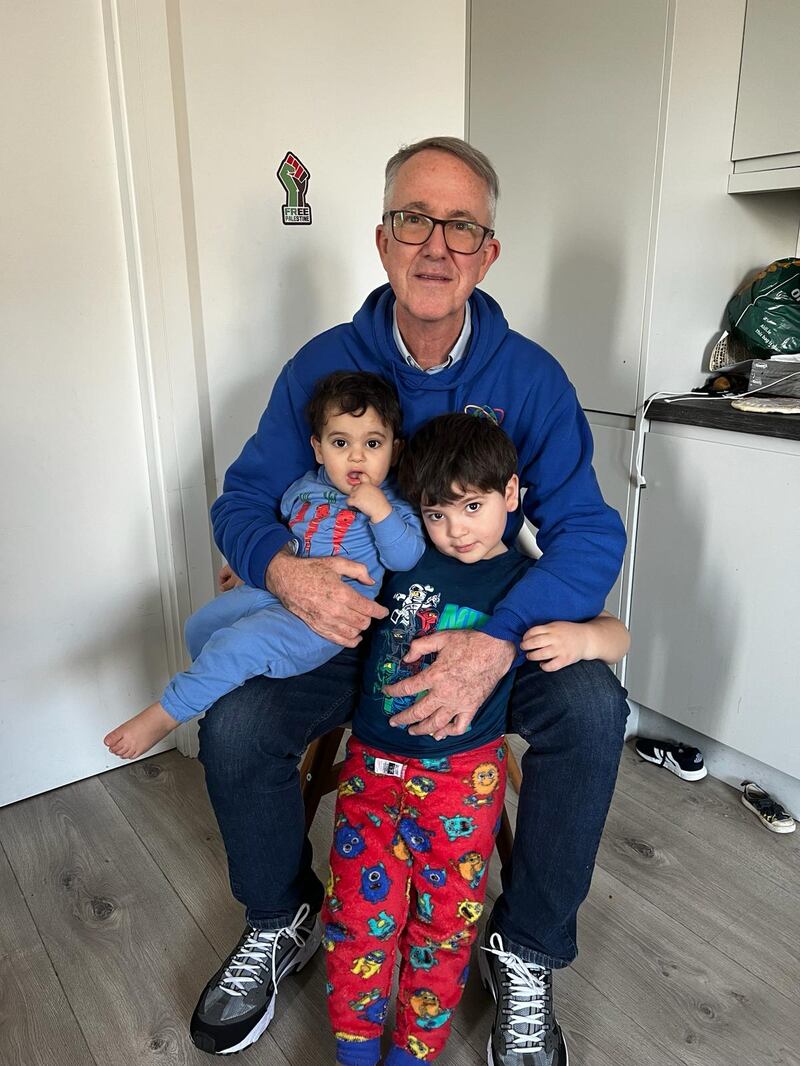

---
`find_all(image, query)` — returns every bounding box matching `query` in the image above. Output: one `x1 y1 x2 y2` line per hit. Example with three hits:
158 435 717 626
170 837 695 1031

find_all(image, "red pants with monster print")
322 735 507 1064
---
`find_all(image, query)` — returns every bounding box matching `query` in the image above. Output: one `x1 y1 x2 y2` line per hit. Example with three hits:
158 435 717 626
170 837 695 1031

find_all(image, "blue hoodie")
211 284 626 645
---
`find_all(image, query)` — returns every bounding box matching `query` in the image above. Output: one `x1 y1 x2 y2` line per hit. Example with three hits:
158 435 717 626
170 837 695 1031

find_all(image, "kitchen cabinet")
469 0 800 413
730 0 800 193
468 0 668 417
626 421 800 779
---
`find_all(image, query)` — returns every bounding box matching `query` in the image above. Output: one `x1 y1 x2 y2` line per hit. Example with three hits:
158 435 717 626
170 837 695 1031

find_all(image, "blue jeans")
197 649 628 969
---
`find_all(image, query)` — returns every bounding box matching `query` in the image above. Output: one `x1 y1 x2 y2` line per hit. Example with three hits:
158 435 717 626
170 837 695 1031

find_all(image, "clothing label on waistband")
374 757 406 778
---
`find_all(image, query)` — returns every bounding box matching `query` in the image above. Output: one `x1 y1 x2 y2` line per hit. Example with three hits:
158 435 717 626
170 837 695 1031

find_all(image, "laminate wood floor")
1 740 798 1066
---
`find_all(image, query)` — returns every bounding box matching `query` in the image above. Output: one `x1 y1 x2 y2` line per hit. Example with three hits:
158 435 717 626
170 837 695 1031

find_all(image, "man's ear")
311 435 324 465
476 236 501 284
504 474 520 512
375 223 390 265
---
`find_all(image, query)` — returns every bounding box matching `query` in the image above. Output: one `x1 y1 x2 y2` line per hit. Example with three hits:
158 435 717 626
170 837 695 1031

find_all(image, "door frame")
103 0 218 756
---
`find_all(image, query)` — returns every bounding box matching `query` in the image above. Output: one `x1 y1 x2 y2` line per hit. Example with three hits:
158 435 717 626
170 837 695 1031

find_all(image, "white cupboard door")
468 0 669 416
1 3 172 806
627 428 800 780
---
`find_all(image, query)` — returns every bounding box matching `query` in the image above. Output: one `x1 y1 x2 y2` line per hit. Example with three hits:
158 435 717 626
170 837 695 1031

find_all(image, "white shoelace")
219 902 312 998
482 932 549 1052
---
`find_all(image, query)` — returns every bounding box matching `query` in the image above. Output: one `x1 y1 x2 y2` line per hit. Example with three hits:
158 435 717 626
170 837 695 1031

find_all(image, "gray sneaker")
190 903 321 1054
478 927 568 1065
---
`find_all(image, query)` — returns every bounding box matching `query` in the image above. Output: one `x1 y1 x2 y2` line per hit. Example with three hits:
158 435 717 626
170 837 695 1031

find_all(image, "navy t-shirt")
352 546 532 757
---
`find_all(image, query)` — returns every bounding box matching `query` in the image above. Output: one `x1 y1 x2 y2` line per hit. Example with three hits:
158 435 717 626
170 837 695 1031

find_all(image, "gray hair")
383 136 499 225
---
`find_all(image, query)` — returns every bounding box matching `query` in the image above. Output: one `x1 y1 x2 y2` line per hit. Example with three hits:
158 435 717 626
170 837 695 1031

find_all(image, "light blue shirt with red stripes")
282 466 425 583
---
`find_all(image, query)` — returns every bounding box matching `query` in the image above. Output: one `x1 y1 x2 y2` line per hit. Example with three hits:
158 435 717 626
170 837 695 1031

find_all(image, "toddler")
322 413 629 1066
104 371 425 759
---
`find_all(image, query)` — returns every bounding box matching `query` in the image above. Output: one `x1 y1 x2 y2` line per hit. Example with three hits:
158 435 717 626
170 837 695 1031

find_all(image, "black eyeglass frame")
384 210 495 255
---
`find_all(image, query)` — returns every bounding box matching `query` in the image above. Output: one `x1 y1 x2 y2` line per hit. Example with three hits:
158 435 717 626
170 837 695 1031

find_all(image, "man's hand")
384 629 516 739
218 563 244 592
266 546 387 646
346 474 392 523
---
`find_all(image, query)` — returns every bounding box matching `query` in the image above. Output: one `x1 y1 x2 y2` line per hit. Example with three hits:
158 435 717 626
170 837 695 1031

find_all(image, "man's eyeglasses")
384 210 494 255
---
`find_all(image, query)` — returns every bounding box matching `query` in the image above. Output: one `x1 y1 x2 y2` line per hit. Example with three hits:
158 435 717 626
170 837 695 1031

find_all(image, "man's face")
311 406 399 495
421 476 519 563
375 150 500 334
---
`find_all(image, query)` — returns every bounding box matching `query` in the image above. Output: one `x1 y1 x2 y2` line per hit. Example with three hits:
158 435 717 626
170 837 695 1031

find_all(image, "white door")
0 3 174 805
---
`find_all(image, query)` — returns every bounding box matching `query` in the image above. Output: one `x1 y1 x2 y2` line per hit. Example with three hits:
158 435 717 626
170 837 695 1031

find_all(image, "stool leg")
505 742 523 795
300 727 345 832
496 740 523 870
496 804 514 869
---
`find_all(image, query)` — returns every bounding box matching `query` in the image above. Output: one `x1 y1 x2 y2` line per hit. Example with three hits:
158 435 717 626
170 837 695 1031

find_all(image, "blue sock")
385 1044 431 1066
334 1035 381 1066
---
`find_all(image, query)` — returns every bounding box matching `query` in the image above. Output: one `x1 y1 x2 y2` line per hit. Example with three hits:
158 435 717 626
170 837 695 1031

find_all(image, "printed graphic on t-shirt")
373 579 489 721
288 490 358 556
374 583 440 718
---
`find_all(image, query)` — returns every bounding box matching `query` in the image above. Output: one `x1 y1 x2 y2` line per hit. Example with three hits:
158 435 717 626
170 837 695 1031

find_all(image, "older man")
190 137 628 1065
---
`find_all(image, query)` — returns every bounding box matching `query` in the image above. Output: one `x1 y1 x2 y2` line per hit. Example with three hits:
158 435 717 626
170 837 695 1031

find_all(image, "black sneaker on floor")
478 925 568 1065
741 782 796 834
190 903 321 1055
634 737 707 781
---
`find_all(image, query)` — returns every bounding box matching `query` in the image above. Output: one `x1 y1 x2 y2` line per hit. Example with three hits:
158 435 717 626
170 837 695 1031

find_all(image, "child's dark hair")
306 371 402 439
398 413 518 507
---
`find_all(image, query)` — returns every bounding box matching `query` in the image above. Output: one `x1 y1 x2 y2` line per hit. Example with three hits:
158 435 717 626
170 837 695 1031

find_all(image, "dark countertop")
647 397 800 442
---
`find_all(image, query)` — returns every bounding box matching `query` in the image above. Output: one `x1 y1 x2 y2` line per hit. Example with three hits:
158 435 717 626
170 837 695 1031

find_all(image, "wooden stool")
299 729 523 869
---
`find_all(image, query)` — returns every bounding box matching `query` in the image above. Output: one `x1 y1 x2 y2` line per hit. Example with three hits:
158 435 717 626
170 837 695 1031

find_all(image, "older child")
322 413 628 1066
104 371 425 759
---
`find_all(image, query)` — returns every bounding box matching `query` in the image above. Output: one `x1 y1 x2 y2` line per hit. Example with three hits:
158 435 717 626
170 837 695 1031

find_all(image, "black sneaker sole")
190 921 322 1055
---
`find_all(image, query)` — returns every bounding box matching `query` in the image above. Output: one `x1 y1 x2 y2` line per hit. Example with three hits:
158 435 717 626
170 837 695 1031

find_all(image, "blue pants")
198 648 629 969
162 586 342 723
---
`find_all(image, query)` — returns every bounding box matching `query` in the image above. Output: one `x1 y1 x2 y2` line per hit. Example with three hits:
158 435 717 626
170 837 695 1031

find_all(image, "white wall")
0 2 172 805
468 0 669 418
642 0 800 398
465 1 800 789
636 703 800 818
468 0 800 412
14 1 795 800
0 0 470 796
630 1 800 788
178 0 468 486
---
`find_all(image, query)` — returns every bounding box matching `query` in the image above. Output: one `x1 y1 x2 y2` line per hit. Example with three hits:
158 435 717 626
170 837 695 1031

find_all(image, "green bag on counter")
726 258 800 358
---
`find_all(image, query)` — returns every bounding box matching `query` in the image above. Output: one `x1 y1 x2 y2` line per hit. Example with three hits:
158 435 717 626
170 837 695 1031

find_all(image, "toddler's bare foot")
104 702 178 760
